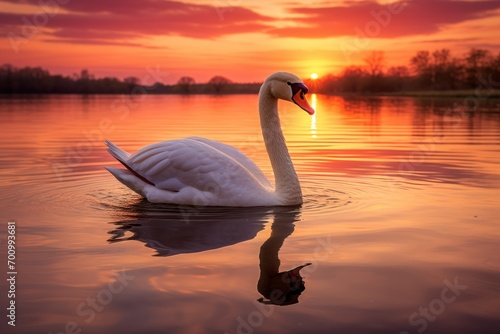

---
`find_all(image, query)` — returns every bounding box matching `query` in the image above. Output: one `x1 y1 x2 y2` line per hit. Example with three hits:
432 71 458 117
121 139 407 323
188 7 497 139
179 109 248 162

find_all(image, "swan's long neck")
259 82 302 205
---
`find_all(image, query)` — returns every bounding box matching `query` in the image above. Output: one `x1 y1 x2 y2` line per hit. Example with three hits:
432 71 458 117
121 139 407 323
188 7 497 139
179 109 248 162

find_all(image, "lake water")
0 94 499 334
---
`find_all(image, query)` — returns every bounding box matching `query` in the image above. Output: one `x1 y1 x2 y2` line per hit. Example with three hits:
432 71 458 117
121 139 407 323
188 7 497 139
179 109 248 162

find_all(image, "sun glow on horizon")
311 73 319 80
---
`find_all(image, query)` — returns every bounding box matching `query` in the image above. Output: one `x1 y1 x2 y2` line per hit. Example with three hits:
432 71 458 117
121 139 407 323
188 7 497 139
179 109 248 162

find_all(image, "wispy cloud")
1 0 499 46
269 0 500 38
0 0 273 45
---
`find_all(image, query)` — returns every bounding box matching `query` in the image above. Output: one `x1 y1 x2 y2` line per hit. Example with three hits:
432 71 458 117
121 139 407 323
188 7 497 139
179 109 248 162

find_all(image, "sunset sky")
1 0 500 84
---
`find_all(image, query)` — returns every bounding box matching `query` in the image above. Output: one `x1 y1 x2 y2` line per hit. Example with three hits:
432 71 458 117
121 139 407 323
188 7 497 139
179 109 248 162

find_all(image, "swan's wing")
187 136 272 188
123 139 271 195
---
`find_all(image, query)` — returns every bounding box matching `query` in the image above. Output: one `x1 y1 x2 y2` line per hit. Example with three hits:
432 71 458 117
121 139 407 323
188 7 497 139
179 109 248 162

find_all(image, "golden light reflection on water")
1 95 500 333
310 93 317 139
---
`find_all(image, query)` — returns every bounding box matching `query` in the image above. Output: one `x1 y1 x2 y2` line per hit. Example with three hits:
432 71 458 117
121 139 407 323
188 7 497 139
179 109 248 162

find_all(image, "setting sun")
311 73 319 80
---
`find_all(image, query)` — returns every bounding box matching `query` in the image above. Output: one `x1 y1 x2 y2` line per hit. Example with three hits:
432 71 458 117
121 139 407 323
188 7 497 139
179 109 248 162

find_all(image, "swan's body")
105 72 314 207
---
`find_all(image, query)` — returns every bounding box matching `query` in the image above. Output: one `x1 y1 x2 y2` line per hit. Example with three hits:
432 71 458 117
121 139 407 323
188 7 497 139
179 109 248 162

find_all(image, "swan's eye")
288 82 309 99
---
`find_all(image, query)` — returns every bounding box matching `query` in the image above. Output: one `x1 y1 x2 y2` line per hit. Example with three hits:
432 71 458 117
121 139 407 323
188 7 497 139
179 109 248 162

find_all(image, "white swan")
105 72 314 206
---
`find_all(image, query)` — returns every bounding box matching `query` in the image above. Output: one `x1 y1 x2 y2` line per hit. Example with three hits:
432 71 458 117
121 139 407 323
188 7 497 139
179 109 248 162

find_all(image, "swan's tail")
105 140 155 186
105 139 130 163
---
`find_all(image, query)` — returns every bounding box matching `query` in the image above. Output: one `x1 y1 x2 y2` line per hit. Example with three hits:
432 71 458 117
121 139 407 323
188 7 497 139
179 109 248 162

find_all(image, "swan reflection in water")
108 202 311 305
257 208 311 306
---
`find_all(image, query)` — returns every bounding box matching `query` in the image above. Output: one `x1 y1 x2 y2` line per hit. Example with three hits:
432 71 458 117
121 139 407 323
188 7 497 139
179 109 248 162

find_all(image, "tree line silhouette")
0 65 252 94
1 48 499 95
309 48 500 94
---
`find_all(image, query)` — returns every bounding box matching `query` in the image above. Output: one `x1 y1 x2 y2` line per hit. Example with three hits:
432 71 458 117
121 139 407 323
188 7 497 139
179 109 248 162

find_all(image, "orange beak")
292 91 315 115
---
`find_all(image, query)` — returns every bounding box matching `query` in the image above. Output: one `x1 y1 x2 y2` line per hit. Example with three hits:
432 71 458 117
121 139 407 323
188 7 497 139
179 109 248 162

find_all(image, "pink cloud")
0 0 273 43
1 0 499 45
268 0 500 38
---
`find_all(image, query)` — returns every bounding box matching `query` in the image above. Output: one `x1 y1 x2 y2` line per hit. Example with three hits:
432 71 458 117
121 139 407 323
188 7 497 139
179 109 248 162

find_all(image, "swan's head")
265 72 315 115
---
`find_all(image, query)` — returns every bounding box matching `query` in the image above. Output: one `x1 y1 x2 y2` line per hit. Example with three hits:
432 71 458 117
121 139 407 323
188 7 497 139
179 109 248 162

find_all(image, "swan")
105 72 314 206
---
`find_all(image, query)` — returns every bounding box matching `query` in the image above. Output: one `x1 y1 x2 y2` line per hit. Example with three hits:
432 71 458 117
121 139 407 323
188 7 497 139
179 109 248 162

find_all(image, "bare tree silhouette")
177 76 196 94
364 51 385 77
208 75 231 94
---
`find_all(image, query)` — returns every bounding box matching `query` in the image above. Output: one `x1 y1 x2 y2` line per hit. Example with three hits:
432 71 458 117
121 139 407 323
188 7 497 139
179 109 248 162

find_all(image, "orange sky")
1 0 500 84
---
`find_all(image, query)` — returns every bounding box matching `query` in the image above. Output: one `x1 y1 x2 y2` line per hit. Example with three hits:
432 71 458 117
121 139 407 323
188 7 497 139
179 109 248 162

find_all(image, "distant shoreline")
377 90 500 98
2 89 500 98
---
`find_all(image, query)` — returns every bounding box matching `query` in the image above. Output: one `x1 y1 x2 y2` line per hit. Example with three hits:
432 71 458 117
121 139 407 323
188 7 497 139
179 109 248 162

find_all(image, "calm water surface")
0 94 499 333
